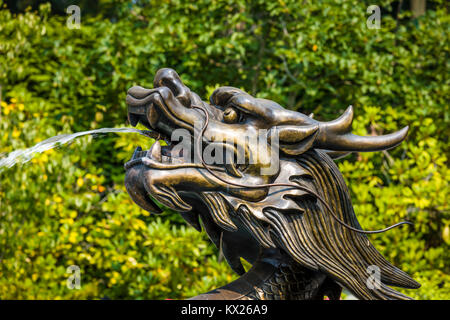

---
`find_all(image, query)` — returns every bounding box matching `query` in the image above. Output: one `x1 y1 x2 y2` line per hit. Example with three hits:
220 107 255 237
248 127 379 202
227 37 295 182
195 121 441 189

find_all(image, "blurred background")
0 0 448 299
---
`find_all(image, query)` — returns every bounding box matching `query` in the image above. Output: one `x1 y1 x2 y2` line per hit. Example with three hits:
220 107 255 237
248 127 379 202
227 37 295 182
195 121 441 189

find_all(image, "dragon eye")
223 107 240 124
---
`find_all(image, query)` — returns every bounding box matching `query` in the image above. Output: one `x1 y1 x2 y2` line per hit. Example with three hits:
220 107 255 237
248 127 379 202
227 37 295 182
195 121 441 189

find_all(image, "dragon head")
124 68 419 299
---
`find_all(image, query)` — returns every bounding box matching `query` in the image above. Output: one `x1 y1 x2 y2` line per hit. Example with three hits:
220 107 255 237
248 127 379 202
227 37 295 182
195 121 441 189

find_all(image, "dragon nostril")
176 92 191 108
154 68 192 107
154 68 191 108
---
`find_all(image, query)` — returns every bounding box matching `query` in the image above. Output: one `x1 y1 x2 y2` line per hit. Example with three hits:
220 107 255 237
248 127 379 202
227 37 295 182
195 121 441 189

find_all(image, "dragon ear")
269 124 319 156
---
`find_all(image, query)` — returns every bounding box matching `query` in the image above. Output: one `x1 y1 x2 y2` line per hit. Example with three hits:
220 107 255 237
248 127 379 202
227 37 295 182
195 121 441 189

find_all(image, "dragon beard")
200 150 419 300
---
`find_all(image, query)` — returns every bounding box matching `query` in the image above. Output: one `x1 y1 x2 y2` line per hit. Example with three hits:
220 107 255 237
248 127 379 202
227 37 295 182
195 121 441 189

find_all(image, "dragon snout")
126 86 158 128
126 69 198 132
154 68 192 108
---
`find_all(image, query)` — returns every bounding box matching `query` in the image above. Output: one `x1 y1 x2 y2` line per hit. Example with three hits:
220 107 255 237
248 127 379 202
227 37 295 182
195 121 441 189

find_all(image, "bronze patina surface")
124 68 420 300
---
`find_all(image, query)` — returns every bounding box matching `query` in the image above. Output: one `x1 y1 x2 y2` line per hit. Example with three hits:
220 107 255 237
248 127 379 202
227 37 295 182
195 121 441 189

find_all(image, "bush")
0 0 448 299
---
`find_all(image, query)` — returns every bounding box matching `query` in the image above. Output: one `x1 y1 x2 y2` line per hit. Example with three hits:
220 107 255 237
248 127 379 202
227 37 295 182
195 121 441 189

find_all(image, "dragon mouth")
124 100 190 170
123 89 201 214
124 141 189 170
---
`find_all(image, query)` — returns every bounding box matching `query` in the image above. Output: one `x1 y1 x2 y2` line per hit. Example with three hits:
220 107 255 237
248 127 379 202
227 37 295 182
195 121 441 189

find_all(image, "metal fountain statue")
124 68 420 300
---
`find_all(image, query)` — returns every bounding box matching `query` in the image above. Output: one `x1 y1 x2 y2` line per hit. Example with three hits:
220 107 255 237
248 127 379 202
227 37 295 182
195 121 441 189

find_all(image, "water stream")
0 127 151 170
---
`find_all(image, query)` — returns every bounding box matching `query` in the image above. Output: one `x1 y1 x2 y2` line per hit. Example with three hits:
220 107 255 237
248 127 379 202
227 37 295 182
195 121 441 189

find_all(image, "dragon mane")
199 150 420 299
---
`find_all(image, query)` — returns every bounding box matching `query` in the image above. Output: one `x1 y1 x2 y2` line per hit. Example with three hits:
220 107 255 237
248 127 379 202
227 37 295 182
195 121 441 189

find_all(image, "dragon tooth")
148 103 160 129
128 112 139 127
132 146 142 160
148 140 162 162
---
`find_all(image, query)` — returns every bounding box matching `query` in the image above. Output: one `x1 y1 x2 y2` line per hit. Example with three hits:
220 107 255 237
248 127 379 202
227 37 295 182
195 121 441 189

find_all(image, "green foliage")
0 0 448 299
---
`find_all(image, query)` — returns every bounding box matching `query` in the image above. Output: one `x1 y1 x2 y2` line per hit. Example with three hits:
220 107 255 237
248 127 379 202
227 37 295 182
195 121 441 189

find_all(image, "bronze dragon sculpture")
124 68 420 300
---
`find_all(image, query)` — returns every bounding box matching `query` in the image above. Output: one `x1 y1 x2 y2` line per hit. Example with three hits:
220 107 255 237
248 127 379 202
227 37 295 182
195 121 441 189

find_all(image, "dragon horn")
314 106 409 152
